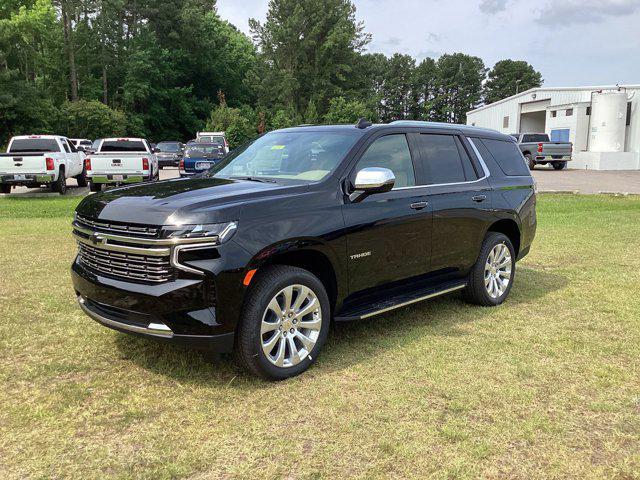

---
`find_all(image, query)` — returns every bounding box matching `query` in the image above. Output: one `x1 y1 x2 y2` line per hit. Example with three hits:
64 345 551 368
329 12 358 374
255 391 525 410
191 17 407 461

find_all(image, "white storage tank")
588 91 628 152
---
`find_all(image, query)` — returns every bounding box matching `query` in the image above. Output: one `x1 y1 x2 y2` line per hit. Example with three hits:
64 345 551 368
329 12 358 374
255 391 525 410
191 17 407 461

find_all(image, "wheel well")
488 219 520 256
259 249 338 311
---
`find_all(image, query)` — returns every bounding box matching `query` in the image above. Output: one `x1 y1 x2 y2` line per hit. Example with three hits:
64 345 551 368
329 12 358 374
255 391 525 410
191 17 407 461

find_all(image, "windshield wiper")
230 176 277 184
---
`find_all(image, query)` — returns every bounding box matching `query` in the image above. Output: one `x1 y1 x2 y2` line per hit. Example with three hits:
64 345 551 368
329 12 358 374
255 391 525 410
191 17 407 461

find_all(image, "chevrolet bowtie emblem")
90 233 105 246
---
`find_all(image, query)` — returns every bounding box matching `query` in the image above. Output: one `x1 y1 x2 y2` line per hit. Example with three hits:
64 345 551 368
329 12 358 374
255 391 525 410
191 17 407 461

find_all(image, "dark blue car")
179 142 225 176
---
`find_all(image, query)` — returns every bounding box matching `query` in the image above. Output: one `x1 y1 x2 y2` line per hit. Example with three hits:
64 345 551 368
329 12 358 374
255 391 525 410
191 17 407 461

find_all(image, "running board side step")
334 282 467 321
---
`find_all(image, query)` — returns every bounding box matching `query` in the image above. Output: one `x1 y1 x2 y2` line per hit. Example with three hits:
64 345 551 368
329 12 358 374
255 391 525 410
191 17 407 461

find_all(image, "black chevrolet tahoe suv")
71 120 537 380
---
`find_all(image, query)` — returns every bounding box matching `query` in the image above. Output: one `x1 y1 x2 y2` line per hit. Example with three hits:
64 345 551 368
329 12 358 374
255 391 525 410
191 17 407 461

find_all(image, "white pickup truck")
86 138 159 192
0 135 86 195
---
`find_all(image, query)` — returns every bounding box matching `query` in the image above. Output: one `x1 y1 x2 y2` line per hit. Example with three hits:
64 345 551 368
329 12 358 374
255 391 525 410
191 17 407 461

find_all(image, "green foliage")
433 53 487 123
205 103 257 148
55 100 127 139
249 0 370 119
323 97 374 124
0 0 544 144
485 59 543 104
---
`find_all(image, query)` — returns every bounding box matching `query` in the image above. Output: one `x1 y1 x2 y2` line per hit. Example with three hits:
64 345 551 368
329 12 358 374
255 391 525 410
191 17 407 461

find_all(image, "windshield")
9 138 60 153
186 144 223 156
100 140 147 152
157 142 181 152
208 130 360 183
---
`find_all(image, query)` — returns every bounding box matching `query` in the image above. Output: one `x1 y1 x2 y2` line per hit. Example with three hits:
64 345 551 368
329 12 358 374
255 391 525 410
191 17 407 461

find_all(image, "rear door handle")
472 195 487 203
410 201 428 210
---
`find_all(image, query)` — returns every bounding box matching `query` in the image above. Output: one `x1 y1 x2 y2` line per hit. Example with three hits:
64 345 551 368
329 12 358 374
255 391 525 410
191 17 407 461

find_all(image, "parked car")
179 142 225 176
511 133 572 170
196 131 229 153
0 135 86 194
156 141 184 169
71 120 537 380
70 138 93 151
85 137 159 192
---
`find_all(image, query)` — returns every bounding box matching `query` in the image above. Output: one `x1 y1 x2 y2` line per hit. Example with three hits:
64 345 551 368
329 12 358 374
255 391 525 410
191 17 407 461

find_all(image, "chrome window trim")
392 137 491 190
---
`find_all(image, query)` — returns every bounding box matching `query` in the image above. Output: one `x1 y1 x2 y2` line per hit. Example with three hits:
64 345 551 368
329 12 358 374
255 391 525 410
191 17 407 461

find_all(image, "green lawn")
0 194 639 479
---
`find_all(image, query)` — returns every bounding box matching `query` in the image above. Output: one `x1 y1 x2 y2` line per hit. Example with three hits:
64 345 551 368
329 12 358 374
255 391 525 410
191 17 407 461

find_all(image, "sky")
216 0 640 88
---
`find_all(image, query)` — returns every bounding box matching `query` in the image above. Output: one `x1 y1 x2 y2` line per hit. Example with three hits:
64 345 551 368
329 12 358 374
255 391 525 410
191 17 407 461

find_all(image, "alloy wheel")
484 243 512 299
260 284 322 368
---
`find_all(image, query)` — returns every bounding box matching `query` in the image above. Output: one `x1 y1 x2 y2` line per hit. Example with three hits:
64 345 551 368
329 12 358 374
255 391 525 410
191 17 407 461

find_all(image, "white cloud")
216 0 640 86
535 0 640 26
479 0 508 14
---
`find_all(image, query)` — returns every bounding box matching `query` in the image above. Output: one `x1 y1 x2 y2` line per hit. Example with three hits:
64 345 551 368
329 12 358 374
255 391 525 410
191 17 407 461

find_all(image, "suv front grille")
74 215 173 284
76 214 159 238
77 243 173 283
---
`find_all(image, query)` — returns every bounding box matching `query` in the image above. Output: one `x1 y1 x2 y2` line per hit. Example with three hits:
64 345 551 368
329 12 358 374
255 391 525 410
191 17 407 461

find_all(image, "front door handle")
472 195 487 203
410 201 428 210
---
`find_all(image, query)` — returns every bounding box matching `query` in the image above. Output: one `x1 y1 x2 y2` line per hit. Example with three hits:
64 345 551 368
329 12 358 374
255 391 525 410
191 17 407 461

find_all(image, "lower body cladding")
71 240 249 352
89 173 149 185
0 173 55 186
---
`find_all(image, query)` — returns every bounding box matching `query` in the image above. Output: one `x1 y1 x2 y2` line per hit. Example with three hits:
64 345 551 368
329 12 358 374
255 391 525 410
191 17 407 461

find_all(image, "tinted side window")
418 134 467 184
481 138 530 176
62 141 70 153
355 134 415 188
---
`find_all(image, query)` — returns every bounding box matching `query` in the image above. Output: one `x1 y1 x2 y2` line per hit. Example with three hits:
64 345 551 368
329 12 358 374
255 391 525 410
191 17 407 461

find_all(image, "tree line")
0 0 543 147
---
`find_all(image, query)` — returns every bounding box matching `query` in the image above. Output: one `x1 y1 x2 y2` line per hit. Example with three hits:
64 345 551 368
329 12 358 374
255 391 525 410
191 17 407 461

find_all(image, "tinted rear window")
481 138 530 176
9 138 59 153
100 140 147 152
522 134 549 143
418 134 477 184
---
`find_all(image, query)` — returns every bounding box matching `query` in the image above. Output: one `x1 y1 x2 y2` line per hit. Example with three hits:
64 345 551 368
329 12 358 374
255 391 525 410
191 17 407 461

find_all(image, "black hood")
76 177 303 226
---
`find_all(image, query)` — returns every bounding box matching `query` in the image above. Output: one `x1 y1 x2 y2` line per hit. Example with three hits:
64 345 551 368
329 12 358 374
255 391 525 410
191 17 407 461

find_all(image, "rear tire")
525 154 535 170
51 169 67 195
0 184 11 194
89 182 102 193
463 232 516 307
76 169 88 187
235 265 330 380
552 161 567 170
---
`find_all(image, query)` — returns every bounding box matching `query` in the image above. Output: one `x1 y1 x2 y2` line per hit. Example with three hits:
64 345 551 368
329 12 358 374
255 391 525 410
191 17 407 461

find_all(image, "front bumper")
534 155 572 161
0 173 55 185
89 174 149 184
158 157 179 167
77 294 234 351
72 263 235 352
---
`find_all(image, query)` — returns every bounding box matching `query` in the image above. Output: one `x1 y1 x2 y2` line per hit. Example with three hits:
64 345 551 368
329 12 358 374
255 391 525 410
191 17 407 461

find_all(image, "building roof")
467 84 640 115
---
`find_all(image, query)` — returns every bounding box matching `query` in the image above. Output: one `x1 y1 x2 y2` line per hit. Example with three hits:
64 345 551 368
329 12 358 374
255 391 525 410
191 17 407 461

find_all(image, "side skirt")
334 281 466 322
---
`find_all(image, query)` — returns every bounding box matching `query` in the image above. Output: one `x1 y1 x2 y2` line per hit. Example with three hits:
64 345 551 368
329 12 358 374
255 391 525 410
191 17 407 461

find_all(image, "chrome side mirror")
350 167 395 201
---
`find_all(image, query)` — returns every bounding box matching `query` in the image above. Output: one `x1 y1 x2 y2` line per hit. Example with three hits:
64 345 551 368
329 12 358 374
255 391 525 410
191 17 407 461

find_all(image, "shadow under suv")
71 120 537 380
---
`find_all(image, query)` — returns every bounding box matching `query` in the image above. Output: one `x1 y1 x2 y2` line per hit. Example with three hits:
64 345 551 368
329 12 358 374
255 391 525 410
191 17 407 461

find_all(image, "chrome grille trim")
76 214 159 237
77 243 173 283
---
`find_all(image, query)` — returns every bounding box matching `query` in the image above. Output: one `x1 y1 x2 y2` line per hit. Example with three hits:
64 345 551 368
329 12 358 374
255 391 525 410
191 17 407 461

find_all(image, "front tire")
235 265 330 380
89 182 102 193
463 232 515 307
0 184 11 194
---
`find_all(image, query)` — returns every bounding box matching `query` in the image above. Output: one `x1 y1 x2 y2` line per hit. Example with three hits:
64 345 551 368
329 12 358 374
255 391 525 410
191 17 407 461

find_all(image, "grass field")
0 194 639 479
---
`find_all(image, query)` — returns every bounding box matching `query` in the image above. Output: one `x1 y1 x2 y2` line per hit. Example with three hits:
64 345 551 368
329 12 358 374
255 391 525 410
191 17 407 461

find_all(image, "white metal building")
466 85 640 170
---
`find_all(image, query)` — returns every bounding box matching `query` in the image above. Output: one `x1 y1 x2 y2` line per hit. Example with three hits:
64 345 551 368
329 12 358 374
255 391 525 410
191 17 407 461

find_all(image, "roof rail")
355 118 372 129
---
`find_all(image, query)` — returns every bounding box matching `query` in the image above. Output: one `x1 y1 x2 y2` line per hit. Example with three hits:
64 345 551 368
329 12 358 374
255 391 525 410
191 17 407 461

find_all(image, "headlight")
161 221 237 243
